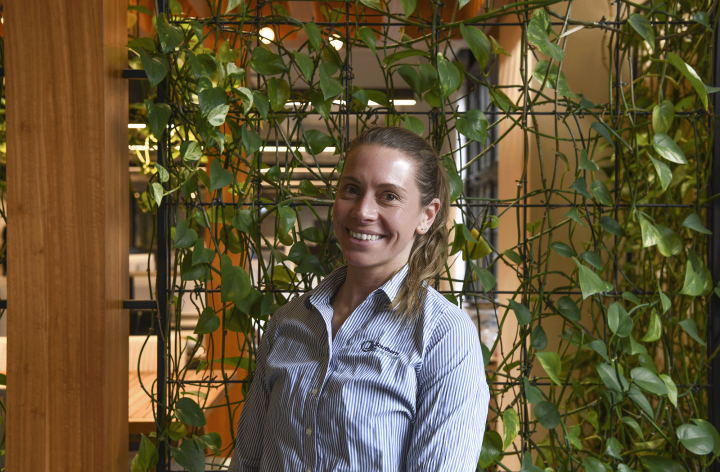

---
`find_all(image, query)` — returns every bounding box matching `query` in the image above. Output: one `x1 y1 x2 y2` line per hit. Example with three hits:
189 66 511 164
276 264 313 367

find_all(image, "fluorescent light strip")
128 124 146 129
284 99 416 108
260 146 335 154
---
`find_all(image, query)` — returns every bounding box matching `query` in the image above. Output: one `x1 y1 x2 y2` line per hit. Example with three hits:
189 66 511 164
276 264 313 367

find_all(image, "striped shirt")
229 264 490 472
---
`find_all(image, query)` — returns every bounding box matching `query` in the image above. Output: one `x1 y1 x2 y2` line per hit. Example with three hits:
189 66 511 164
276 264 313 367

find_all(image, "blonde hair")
344 127 451 321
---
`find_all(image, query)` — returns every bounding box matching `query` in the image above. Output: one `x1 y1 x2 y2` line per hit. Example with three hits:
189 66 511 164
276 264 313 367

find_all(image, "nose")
352 192 377 222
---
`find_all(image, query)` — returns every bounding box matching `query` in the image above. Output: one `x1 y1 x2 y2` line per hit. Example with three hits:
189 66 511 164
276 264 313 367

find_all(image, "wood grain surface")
5 0 129 470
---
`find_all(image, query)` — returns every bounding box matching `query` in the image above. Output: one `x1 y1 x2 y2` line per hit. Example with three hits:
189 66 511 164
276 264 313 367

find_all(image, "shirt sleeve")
228 326 272 472
406 312 491 472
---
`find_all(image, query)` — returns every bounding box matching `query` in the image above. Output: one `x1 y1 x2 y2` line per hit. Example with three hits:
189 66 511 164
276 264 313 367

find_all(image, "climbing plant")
128 0 720 471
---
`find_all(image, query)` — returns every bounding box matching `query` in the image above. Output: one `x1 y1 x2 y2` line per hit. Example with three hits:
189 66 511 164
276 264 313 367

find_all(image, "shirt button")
306 428 312 436
311 388 319 395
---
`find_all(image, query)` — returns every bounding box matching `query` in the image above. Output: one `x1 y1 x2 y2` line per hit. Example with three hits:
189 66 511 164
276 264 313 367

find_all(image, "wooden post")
5 0 129 470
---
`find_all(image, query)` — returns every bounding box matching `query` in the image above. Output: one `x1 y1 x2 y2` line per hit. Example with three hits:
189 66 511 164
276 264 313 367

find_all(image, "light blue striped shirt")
229 264 490 472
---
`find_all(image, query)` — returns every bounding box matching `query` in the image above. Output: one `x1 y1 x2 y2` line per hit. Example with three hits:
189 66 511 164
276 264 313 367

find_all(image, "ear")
416 198 441 235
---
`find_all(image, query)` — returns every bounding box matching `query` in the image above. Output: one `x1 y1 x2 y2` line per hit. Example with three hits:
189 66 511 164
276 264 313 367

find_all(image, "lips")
348 228 383 241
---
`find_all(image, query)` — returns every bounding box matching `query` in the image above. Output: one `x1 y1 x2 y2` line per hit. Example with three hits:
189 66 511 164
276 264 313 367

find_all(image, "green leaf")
397 65 421 97
138 49 170 88
579 251 602 270
638 213 661 248
235 87 254 115
357 26 377 53
460 24 492 70
570 178 591 199
660 374 678 407
293 51 315 82
668 52 711 110
187 52 216 79
437 52 461 98
622 416 644 439
311 91 333 120
551 242 575 258
218 40 239 63
605 437 622 459
192 239 215 266
533 61 578 98
319 63 344 100
209 159 233 191
296 253 326 277
198 87 228 118
589 340 610 362
128 5 152 15
678 318 706 346
592 121 617 147
574 257 613 299
631 367 667 395
680 249 713 297
524 377 543 403
174 220 198 249
225 0 242 13
608 302 633 338
590 180 613 206
653 133 687 164
596 362 628 394
583 458 607 472
207 104 230 126
470 261 496 292
456 109 488 143
520 454 543 472
527 11 564 61
149 182 164 207
477 430 503 468
383 49 429 66
131 434 159 472
443 157 463 203
156 13 184 54
249 46 288 76
175 397 206 427
171 439 205 472
399 114 423 137
252 91 270 120
628 14 655 52
694 11 711 29
652 100 674 134
303 22 323 52
641 456 685 472
557 296 581 321
194 306 220 335
267 77 290 112
656 224 682 257
691 419 720 456
641 311 663 342
508 299 532 326
277 206 296 236
418 63 438 93
145 100 172 141
677 424 715 455
400 0 416 18
628 385 653 416
534 401 561 429
531 325 547 350
580 150 599 171
299 179 321 197
535 351 562 386
502 408 520 450
241 124 262 157
599 216 625 236
649 156 672 192
303 129 335 155
127 37 156 53
181 141 203 163
220 255 251 306
682 211 712 234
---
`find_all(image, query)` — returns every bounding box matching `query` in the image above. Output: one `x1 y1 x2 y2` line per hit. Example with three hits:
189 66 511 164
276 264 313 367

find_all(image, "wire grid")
149 1 719 470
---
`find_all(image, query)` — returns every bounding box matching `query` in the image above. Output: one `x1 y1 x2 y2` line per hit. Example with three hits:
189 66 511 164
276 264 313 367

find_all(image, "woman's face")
332 145 439 274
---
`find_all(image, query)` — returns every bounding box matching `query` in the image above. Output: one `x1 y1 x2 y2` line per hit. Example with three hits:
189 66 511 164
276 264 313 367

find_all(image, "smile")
348 229 383 241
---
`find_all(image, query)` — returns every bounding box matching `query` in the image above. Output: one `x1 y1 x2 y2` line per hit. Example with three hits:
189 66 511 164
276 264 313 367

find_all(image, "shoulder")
416 286 479 354
264 291 313 338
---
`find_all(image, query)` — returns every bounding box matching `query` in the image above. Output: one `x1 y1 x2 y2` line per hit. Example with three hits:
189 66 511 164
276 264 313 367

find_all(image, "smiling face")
333 144 439 276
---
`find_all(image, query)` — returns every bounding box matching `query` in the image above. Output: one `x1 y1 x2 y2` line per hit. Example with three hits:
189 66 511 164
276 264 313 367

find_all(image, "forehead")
342 145 417 185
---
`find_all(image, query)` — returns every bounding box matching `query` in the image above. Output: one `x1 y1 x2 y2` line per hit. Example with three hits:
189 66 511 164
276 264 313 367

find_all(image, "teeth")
350 230 380 241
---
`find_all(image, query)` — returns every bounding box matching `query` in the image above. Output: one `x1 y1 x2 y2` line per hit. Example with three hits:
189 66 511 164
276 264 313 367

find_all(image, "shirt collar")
307 264 410 311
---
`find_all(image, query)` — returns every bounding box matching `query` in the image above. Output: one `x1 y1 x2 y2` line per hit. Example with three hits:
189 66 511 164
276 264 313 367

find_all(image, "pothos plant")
127 1 720 471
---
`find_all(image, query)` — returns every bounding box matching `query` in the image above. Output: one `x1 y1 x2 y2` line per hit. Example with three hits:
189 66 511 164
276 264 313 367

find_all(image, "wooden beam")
5 0 129 470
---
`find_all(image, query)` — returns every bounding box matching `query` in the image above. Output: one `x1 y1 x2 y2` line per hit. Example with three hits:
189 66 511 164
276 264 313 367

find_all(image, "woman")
229 127 490 472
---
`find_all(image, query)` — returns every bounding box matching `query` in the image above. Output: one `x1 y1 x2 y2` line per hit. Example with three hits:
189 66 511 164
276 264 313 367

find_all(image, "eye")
384 193 398 201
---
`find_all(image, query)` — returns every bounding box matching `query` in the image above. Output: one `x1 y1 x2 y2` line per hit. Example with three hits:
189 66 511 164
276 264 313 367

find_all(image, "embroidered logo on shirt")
360 340 399 360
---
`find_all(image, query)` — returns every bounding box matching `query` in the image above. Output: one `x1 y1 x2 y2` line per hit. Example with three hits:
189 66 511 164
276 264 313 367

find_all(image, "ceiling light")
330 34 343 51
128 124 146 129
392 99 416 106
259 27 275 44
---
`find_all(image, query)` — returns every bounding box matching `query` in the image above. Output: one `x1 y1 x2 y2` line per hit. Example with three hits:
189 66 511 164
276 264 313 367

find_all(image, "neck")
332 263 404 312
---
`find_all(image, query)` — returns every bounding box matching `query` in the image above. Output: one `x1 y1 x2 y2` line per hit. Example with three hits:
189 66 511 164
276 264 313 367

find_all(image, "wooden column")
5 0 129 470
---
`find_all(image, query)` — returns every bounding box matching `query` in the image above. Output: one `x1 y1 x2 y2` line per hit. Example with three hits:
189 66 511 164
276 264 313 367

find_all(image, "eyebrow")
340 175 407 193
